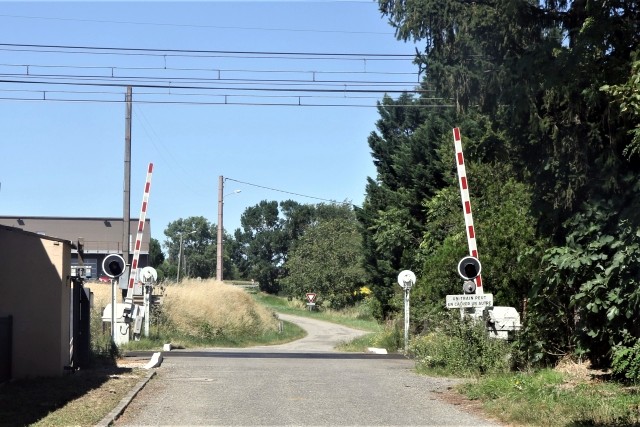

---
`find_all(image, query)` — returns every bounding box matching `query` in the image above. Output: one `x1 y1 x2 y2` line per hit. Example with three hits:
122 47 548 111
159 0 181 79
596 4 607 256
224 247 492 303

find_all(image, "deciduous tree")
282 213 367 309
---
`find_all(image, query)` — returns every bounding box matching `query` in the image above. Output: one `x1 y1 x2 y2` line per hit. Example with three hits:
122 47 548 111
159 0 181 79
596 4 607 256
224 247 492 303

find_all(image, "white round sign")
140 266 158 284
397 270 416 290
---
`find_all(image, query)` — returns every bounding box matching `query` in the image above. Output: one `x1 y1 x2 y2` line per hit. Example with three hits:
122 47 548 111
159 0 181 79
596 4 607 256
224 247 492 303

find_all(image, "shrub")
612 339 640 384
409 312 512 376
357 296 382 320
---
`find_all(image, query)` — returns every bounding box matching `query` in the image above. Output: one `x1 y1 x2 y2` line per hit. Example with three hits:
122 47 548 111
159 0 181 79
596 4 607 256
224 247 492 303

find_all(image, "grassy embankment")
91 279 306 351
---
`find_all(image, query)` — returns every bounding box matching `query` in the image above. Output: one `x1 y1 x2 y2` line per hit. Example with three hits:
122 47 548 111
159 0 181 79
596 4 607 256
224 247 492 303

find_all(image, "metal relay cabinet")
484 306 521 340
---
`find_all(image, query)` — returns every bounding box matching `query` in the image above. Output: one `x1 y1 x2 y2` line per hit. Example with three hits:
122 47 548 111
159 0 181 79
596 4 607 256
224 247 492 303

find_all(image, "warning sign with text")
445 294 493 309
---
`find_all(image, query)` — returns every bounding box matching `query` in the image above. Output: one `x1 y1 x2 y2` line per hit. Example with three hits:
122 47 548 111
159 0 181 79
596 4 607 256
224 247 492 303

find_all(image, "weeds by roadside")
457 367 640 426
0 358 146 427
403 311 640 426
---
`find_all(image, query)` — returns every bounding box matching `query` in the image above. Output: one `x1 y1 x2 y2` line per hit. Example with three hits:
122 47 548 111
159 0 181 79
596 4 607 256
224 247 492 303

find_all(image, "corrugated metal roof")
0 216 151 254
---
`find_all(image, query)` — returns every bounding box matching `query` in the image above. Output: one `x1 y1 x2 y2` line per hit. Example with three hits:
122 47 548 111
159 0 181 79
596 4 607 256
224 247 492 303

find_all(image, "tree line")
150 0 640 375
149 201 367 310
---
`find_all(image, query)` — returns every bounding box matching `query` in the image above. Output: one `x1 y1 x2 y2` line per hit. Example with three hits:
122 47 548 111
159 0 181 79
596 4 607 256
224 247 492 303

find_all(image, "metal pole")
404 288 410 352
216 175 224 281
144 286 150 337
111 279 116 342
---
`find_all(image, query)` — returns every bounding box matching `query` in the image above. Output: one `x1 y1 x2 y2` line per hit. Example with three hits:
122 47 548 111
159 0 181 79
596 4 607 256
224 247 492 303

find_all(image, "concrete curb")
95 369 156 427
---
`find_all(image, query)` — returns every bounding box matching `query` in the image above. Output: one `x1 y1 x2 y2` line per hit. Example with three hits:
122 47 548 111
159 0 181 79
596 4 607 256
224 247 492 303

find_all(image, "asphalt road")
115 314 501 426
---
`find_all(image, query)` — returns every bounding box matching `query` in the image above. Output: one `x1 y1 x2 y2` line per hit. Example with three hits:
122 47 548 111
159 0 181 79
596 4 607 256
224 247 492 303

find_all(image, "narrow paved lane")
248 313 370 352
116 314 501 426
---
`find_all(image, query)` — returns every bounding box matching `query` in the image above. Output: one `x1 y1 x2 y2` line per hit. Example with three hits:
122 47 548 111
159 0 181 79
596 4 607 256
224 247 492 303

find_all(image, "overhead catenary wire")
0 43 416 61
0 78 428 94
0 62 419 77
0 97 455 108
0 72 421 88
0 86 446 101
0 42 440 108
0 6 435 228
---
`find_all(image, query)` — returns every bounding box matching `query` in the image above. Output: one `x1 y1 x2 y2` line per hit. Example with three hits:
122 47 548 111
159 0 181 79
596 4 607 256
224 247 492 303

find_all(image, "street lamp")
177 230 197 282
217 175 241 282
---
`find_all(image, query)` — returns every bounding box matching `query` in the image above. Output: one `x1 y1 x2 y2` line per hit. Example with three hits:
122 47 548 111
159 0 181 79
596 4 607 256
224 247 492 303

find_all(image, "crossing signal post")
103 254 126 279
458 255 482 295
397 270 416 353
446 256 493 312
102 254 126 342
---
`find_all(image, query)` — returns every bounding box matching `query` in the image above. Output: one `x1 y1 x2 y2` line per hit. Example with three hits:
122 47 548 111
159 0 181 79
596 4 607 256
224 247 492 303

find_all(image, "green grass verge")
120 319 306 351
457 369 640 426
335 333 378 352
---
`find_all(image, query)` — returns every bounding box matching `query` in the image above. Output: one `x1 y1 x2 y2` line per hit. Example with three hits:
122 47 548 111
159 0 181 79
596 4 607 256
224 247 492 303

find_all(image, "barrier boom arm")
124 162 153 316
452 128 483 293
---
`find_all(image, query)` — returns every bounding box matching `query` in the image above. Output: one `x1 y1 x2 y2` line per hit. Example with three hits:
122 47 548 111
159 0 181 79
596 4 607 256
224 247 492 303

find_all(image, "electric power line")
0 62 419 77
0 78 427 94
225 177 354 205
0 96 455 108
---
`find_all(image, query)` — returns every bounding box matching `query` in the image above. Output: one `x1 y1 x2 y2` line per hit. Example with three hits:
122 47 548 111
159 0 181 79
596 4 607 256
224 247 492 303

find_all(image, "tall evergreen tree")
378 0 640 366
379 0 640 237
357 94 451 318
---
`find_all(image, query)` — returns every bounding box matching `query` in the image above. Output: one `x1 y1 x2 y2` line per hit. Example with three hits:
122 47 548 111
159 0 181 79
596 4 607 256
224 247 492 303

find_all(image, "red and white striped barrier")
124 163 153 315
452 128 483 293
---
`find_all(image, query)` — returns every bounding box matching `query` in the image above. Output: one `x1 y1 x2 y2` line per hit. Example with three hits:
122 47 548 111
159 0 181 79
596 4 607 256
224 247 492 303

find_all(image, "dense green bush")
612 338 640 384
409 312 512 376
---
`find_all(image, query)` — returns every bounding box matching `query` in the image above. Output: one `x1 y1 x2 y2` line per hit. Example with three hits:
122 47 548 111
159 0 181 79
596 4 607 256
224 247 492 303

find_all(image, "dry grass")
89 279 279 343
554 356 608 383
89 281 115 311
163 279 278 338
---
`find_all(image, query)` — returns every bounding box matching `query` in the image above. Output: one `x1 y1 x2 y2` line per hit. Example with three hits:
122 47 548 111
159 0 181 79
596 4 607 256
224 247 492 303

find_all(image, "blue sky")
0 1 421 245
